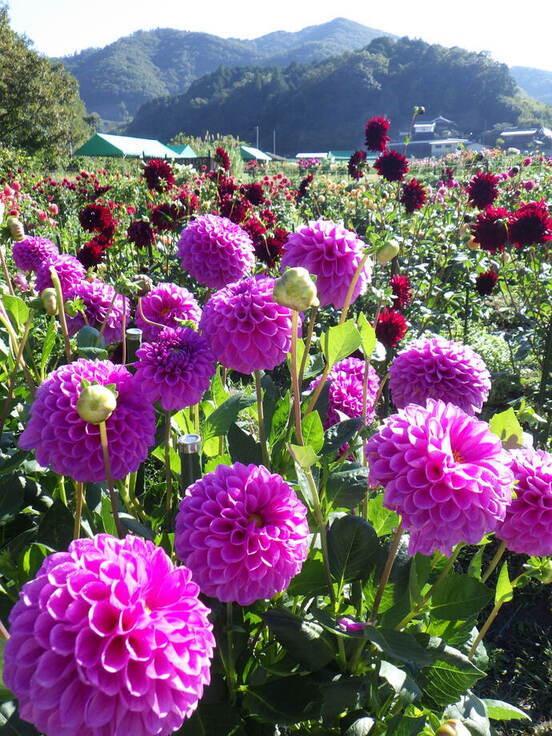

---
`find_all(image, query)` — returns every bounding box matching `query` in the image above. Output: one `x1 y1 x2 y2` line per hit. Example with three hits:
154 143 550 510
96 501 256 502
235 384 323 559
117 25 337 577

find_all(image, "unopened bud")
273 267 319 311
134 274 153 297
7 216 25 241
375 240 400 264
77 384 117 424
41 287 58 315
435 719 471 736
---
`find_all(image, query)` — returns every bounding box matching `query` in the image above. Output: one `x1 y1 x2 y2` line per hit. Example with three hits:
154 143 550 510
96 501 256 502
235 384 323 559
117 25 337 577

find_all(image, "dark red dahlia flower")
348 150 368 180
472 207 510 252
364 116 391 152
296 173 314 201
241 182 265 206
260 208 277 227
242 216 267 247
475 268 499 296
127 220 155 249
219 195 251 224
256 227 288 267
390 274 413 310
466 172 500 209
376 308 408 348
151 203 186 231
178 188 199 215
76 238 108 268
508 200 552 247
400 178 427 213
143 158 175 192
216 175 237 198
374 150 409 182
215 146 231 172
78 203 115 233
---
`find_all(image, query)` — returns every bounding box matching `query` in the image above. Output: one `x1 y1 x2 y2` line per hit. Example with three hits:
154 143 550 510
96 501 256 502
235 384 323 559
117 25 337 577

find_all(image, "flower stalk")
99 420 124 537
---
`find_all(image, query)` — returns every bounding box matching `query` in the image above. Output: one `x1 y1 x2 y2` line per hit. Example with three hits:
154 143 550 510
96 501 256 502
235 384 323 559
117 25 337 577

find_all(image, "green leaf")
289 443 318 469
363 627 435 666
242 675 322 725
268 390 290 443
495 562 513 605
227 424 262 465
430 574 493 620
177 702 241 736
287 557 327 596
358 313 376 358
36 499 73 551
379 660 421 704
468 546 486 581
0 475 24 522
263 608 335 670
367 494 400 536
343 716 375 736
420 640 486 707
1 294 29 331
39 317 57 378
204 454 232 473
482 699 531 721
203 392 256 441
301 411 324 454
322 319 361 368
328 514 382 583
322 417 363 455
489 408 523 448
326 463 368 508
444 693 491 736
408 554 432 606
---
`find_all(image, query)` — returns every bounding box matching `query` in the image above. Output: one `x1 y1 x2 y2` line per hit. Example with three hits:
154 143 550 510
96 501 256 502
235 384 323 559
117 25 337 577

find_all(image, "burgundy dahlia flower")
143 158 175 192
127 220 155 249
348 150 368 180
150 203 185 232
35 253 85 296
134 327 215 411
12 236 58 272
256 227 288 267
65 280 130 345
309 357 380 427
175 463 309 605
214 146 231 172
199 275 298 374
389 336 491 415
3 534 214 736
135 282 201 342
78 203 116 233
19 359 155 482
466 172 500 209
178 214 255 289
219 195 251 224
496 448 552 556
241 182 265 206
366 399 514 556
472 207 510 252
364 116 391 152
178 188 200 215
390 274 413 311
400 178 427 213
375 308 408 349
475 268 499 296
374 150 409 182
296 173 314 201
77 237 109 268
508 200 552 247
281 220 371 309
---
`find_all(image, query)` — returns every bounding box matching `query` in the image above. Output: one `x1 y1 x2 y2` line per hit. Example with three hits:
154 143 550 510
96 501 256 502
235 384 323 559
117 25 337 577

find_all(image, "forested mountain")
126 37 552 154
511 66 552 106
59 18 392 121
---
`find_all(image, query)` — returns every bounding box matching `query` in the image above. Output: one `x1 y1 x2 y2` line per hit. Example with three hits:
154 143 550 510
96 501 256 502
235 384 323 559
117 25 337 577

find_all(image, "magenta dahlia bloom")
35 253 85 296
508 200 552 247
364 116 391 152
466 172 500 209
281 220 371 309
309 357 380 426
400 178 427 213
136 282 201 342
389 336 491 415
19 359 155 482
472 207 510 252
3 534 214 736
374 150 409 182
11 236 58 272
175 463 309 605
199 276 297 374
496 448 552 556
366 399 514 556
65 280 130 345
178 214 255 289
134 327 215 411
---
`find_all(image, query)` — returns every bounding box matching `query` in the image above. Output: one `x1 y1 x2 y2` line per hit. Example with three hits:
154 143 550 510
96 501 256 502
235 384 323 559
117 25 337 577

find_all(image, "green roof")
167 144 198 157
74 133 177 159
240 146 272 162
328 150 354 160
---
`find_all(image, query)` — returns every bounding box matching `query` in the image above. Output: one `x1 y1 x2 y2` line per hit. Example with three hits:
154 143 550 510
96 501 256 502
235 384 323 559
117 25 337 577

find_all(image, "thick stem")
254 371 269 467
0 247 15 296
298 305 318 386
481 541 506 583
371 522 403 619
137 297 167 332
164 411 173 515
224 602 238 703
468 602 503 659
339 253 370 325
305 363 330 415
0 619 9 640
98 292 117 336
99 421 124 537
537 313 552 413
290 310 304 444
50 267 72 363
121 296 127 366
73 481 84 539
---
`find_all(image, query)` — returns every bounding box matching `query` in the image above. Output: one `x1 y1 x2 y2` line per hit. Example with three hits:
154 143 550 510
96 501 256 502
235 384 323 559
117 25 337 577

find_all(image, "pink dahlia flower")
309 357 380 426
389 336 491 415
496 448 552 555
178 214 255 289
135 282 201 343
366 399 513 556
199 275 298 374
3 534 214 736
35 253 85 296
19 359 155 482
175 463 309 605
65 280 130 345
281 220 372 309
134 327 216 411
12 236 58 272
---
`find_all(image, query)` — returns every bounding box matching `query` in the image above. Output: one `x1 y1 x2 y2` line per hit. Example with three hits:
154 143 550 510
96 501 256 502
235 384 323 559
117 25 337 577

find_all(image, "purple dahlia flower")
365 399 514 556
496 448 552 555
389 336 491 415
35 253 85 296
135 282 201 343
3 534 214 736
309 357 380 426
175 463 309 605
19 359 155 482
281 220 372 309
134 327 216 411
65 280 130 345
12 236 58 272
199 275 298 374
178 214 255 289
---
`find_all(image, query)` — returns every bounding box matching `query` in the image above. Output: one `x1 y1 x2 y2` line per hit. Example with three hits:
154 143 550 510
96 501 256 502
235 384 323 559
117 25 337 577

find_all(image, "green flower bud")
7 216 25 241
273 267 319 311
77 384 117 424
375 240 400 264
435 719 471 736
40 287 58 316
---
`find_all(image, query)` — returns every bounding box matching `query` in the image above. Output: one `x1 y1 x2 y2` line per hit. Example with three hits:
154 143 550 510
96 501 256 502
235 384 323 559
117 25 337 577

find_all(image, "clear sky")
7 0 552 71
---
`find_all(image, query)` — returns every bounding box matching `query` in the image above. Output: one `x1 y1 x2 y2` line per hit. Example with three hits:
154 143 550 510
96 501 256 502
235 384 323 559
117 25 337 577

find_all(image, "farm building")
167 144 198 157
240 146 272 162
74 133 178 159
499 127 552 151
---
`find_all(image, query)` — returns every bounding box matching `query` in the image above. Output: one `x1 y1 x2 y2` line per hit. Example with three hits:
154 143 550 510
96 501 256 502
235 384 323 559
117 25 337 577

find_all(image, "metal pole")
273 129 276 155
255 126 259 149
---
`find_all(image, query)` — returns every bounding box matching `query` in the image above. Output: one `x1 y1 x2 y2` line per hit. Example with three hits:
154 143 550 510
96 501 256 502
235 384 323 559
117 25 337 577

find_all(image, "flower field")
0 120 551 736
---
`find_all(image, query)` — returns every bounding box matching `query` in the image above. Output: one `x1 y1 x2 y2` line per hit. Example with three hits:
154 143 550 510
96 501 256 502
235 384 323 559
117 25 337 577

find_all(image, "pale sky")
7 0 552 71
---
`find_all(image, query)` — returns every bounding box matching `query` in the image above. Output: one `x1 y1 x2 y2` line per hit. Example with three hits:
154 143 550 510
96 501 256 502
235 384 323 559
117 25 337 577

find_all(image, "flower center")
248 513 264 528
452 449 464 464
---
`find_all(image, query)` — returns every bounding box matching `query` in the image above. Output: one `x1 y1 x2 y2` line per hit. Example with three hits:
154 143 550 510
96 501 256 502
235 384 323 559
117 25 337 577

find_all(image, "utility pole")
273 129 276 155
255 125 259 149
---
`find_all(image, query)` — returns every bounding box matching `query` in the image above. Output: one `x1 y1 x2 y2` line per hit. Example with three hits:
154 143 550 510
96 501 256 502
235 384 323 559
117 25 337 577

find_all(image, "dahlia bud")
273 267 319 311
40 287 58 315
76 384 117 424
134 273 153 297
7 216 25 241
435 719 471 736
375 240 400 264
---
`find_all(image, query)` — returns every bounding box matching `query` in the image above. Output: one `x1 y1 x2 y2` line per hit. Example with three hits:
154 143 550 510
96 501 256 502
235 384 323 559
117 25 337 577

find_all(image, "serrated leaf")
482 699 530 721
379 660 421 704
287 557 327 596
420 640 486 707
227 423 262 465
268 390 291 443
1 294 29 331
326 463 368 508
242 675 322 725
322 319 361 368
263 608 335 670
328 515 382 583
430 574 492 620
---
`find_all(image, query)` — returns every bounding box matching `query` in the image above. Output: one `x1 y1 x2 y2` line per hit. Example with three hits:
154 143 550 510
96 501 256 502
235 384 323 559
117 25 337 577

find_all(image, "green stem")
254 370 269 467
290 310 304 444
298 305 318 386
99 420 124 537
50 267 72 363
164 411 173 515
370 522 403 619
339 253 370 325
73 481 84 539
0 246 15 296
468 601 503 659
224 602 238 703
481 541 506 584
